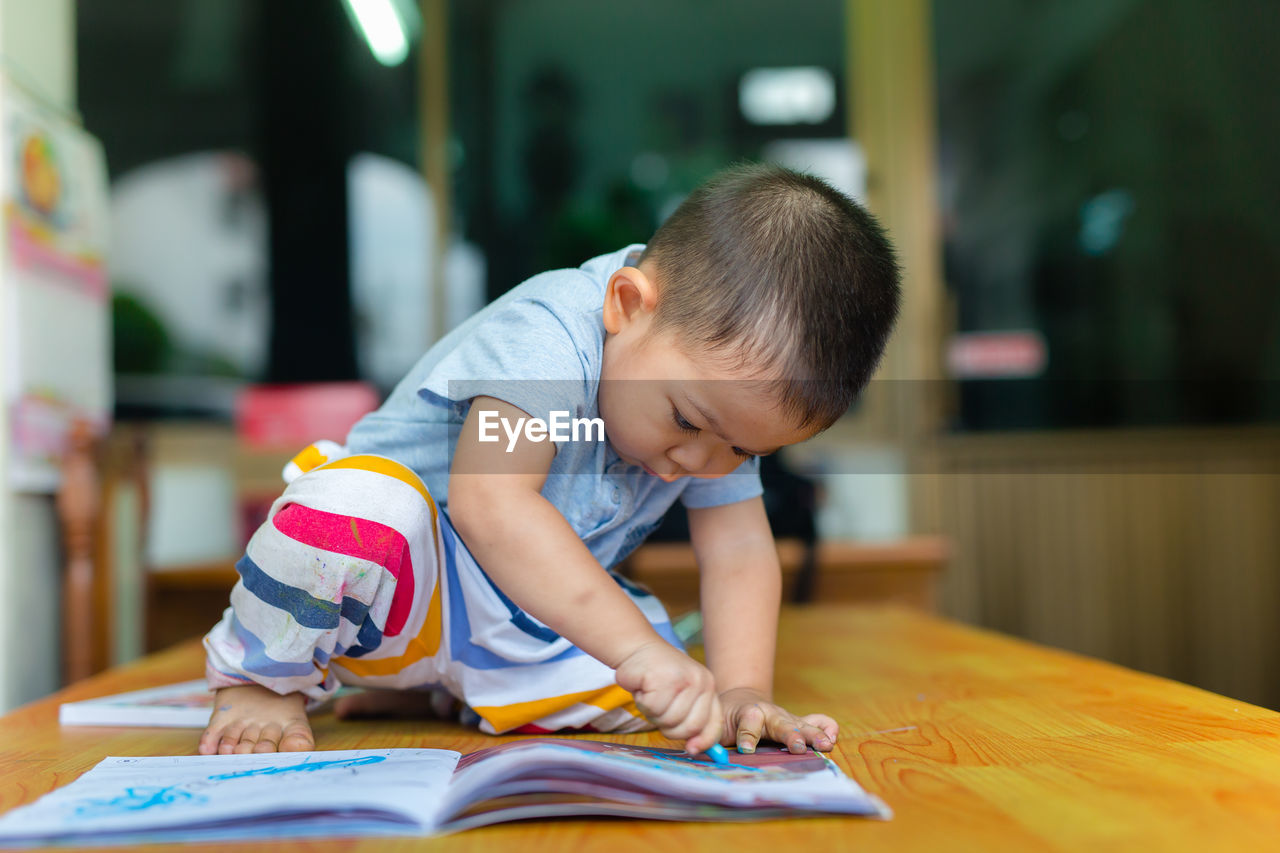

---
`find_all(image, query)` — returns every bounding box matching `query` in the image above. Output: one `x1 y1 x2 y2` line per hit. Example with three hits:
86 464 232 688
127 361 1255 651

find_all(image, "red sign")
946 331 1047 379
235 382 379 449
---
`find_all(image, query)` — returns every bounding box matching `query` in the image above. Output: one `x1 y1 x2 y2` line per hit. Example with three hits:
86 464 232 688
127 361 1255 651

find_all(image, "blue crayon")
706 743 730 766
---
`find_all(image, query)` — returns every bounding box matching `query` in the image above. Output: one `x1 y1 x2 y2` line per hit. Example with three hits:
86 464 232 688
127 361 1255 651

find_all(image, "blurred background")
0 0 1277 714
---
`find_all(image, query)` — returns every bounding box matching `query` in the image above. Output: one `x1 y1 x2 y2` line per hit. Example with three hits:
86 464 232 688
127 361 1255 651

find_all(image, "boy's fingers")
762 709 815 753
801 713 839 747
666 690 712 741
783 723 808 754
798 721 833 751
651 687 696 731
704 695 725 751
734 702 767 754
632 692 658 721
685 694 723 756
633 686 676 726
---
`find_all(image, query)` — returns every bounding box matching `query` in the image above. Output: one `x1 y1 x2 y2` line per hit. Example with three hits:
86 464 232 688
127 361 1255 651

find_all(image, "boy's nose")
668 441 712 474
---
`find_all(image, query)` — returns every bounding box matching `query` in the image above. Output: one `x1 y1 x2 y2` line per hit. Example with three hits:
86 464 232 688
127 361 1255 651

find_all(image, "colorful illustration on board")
18 131 64 225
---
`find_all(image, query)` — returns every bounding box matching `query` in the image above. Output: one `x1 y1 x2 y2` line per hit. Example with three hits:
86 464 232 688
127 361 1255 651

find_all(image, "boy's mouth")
642 462 684 482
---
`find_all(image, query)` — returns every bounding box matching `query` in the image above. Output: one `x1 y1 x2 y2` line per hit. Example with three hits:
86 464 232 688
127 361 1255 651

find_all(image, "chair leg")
56 420 100 684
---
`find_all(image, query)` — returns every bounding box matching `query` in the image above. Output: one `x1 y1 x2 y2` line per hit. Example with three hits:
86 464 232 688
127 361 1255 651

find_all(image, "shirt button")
612 487 621 503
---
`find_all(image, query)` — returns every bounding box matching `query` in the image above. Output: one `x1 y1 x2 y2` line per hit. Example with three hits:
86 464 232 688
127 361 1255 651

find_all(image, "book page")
440 738 889 824
442 793 804 834
0 749 460 845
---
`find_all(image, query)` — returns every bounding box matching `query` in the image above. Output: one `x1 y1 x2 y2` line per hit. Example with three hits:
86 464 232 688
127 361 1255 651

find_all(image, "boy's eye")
672 404 755 459
671 406 699 434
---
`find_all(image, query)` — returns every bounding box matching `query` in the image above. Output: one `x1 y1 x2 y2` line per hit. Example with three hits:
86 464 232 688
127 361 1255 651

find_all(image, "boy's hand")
615 641 724 755
719 687 838 754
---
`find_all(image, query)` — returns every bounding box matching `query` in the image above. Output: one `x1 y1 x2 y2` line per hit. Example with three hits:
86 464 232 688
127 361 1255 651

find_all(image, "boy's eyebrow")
683 394 777 456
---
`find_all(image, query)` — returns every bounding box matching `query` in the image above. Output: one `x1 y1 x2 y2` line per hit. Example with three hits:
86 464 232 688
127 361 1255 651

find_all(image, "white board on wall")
1 74 111 492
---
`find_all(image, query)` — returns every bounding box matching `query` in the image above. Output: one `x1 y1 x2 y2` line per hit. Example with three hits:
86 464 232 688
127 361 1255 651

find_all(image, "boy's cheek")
603 423 646 460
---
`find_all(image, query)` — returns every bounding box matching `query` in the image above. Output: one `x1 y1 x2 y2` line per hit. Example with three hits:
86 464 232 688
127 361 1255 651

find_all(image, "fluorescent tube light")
739 67 836 125
343 0 409 67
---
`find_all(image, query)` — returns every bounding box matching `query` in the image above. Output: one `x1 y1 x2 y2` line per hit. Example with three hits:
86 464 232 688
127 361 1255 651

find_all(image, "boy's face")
599 266 816 481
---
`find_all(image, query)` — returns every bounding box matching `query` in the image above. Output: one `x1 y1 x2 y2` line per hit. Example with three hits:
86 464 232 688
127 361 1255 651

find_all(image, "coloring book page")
0 749 459 843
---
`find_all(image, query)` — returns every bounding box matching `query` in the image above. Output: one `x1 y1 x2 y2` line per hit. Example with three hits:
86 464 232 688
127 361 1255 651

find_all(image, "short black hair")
640 162 901 429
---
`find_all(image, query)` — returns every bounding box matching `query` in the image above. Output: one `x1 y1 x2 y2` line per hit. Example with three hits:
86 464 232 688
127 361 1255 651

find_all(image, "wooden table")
4 605 1280 851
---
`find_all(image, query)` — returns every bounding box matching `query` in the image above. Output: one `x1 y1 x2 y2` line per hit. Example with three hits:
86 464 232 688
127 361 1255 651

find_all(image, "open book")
0 738 890 844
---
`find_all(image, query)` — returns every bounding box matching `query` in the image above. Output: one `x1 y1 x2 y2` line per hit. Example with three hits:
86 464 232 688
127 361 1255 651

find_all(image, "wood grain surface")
3 605 1279 851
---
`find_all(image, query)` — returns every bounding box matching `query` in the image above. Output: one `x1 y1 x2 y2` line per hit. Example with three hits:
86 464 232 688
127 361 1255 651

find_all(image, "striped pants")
204 451 679 734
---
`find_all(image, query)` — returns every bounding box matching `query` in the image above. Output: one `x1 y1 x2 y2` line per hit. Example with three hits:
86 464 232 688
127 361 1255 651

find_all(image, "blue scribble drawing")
73 786 206 819
207 755 386 780
537 744 763 781
624 747 763 775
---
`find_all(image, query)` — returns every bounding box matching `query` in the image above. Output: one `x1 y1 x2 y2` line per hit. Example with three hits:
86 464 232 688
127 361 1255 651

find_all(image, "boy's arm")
449 397 722 752
688 496 838 753
688 496 780 696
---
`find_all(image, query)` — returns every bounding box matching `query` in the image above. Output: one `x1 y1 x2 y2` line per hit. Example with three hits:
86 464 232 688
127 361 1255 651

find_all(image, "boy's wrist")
606 630 670 671
718 684 773 702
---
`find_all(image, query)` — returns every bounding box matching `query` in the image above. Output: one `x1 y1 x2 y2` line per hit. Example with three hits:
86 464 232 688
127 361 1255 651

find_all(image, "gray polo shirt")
345 244 762 570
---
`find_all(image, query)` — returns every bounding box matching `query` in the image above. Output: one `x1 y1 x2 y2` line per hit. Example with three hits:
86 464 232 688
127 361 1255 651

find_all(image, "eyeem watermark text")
477 410 605 451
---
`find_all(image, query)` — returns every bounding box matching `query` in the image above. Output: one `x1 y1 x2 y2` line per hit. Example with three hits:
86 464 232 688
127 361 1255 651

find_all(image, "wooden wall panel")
914 429 1280 710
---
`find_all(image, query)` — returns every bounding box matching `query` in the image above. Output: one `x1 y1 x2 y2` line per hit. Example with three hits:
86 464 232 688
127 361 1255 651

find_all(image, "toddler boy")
200 162 900 757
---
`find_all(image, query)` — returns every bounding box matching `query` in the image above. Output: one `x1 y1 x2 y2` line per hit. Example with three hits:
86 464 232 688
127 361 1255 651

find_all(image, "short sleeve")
418 298 596 426
680 455 764 508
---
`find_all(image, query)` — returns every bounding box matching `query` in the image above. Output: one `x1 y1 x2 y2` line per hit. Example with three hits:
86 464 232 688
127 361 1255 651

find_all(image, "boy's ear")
603 266 658 335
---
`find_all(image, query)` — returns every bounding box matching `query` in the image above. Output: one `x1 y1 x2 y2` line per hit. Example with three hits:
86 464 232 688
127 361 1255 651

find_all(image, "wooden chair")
55 421 147 682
